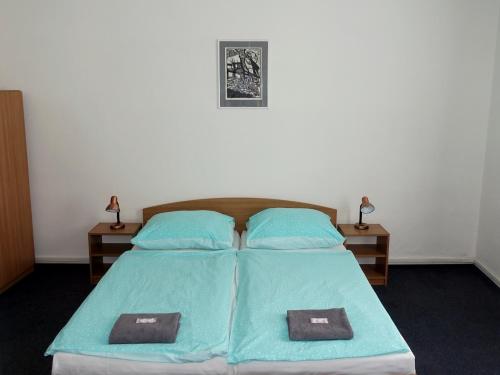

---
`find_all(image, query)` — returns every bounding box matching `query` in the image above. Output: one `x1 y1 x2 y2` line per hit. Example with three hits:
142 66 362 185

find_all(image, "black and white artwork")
219 41 268 108
226 47 262 99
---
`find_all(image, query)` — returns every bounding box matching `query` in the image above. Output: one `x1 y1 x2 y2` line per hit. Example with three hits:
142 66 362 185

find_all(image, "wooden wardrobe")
0 90 35 293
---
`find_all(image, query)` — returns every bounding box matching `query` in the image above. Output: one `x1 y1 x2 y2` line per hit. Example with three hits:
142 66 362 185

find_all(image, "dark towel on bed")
109 313 181 344
287 308 353 341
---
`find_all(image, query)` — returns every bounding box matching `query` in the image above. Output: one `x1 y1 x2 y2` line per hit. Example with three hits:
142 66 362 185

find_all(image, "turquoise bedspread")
45 249 237 363
228 249 410 363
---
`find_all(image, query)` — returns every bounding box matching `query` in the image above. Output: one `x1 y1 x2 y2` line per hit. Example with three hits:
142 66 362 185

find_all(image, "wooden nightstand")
338 224 390 286
88 223 142 284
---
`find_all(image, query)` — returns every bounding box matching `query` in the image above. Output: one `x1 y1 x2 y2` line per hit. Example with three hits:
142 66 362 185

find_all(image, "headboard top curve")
143 197 337 233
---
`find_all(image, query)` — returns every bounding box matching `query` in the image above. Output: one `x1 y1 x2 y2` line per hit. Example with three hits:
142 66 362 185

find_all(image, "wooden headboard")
143 197 337 233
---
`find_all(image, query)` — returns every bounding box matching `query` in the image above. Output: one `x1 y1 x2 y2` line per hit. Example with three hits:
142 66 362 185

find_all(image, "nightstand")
338 224 390 286
88 223 142 284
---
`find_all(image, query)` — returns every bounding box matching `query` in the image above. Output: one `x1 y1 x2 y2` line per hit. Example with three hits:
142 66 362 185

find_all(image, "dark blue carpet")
0 264 499 375
375 265 500 375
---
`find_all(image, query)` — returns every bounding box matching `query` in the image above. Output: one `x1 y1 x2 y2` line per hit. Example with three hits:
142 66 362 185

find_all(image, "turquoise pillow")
131 210 235 250
246 208 344 249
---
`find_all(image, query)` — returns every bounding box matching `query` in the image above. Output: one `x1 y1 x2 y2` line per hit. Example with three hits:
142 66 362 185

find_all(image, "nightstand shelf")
347 244 386 258
88 223 142 284
338 224 390 286
361 264 386 281
90 243 134 257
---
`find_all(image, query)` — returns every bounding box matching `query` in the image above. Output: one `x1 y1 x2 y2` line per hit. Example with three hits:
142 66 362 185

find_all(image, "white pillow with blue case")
245 208 345 250
131 210 235 250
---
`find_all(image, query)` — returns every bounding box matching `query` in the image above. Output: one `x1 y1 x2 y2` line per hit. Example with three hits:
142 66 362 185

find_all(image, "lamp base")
110 222 125 230
354 222 370 230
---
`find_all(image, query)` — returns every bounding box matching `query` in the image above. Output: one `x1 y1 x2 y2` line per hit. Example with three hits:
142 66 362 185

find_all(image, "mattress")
53 349 415 375
50 231 415 375
52 353 230 375
234 232 415 375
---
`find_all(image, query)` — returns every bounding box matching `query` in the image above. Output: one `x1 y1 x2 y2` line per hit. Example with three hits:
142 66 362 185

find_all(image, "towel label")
310 318 329 324
136 318 157 324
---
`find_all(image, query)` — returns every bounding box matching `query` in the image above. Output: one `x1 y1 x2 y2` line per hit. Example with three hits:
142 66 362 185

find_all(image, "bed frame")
143 197 337 233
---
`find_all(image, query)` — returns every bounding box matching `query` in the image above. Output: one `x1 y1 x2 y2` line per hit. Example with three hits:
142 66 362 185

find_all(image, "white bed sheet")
53 351 416 375
235 352 416 375
52 353 229 375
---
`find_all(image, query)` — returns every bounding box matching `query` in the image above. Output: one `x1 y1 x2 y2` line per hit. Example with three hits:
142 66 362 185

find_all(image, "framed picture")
218 40 268 108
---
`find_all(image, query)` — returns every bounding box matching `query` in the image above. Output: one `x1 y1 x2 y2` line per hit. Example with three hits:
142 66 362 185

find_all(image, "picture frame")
218 40 268 108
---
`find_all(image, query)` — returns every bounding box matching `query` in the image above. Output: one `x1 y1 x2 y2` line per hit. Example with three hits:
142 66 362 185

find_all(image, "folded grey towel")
287 308 353 341
109 313 181 344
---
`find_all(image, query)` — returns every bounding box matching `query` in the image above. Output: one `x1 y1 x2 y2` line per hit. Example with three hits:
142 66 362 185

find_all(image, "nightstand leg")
376 236 389 286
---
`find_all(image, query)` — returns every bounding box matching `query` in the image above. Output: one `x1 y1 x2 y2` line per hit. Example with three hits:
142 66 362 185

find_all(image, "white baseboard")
474 260 500 287
36 256 88 264
389 256 474 265
37 255 474 265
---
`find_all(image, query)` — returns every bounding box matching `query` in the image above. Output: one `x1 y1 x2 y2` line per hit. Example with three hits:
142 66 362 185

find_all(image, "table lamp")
354 196 375 230
105 195 125 230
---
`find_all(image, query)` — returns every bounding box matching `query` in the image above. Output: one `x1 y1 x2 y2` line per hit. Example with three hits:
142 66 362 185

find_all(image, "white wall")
0 0 499 262
477 12 500 286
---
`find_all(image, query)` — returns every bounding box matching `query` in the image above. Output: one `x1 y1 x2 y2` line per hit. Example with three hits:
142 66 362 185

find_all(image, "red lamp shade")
105 196 124 230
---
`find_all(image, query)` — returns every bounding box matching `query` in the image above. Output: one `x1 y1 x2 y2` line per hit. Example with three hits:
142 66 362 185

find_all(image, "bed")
232 231 415 375
48 198 416 375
